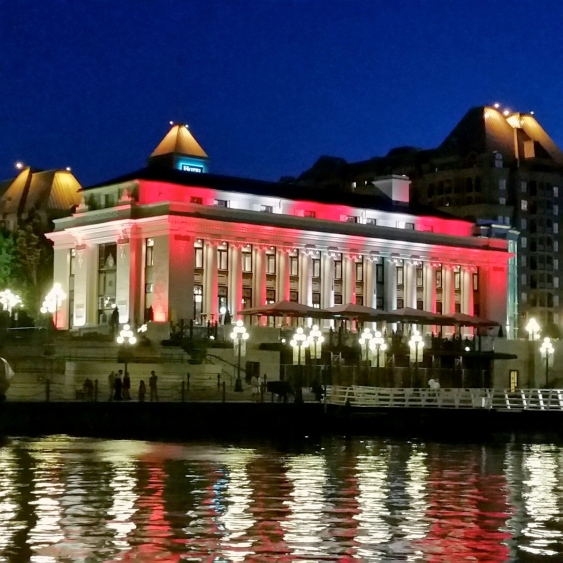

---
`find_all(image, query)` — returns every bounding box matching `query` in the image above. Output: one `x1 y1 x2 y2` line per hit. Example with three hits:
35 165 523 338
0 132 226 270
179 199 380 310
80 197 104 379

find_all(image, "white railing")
326 386 563 411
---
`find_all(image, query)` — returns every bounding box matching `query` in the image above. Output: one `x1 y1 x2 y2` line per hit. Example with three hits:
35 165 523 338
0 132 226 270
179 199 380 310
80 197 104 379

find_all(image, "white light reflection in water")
354 450 392 560
0 449 24 553
106 460 139 554
28 447 65 562
282 454 328 560
520 444 561 557
216 449 257 562
402 446 430 553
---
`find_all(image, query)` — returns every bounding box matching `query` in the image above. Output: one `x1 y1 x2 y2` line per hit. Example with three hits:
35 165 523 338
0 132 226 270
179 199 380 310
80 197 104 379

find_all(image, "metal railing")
326 386 563 411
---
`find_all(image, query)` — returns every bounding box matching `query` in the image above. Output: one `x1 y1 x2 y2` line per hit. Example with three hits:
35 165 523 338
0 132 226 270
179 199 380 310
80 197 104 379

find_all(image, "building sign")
180 163 204 173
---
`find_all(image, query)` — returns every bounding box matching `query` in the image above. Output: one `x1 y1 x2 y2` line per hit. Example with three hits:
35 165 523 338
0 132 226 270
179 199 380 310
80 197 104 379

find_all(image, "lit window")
334 256 342 280
554 186 559 197
436 270 442 289
404 222 415 230
454 271 461 290
145 283 153 294
499 178 506 190
499 197 506 205
355 261 363 282
521 237 527 248
366 218 377 226
217 246 228 270
416 266 423 287
555 277 560 289
312 259 321 278
521 181 527 193
396 266 404 286
505 216 511 225
266 253 276 275
473 272 479 291
521 200 528 211
312 292 321 308
521 256 527 267
351 181 356 188
214 199 228 207
554 204 559 215
195 247 204 268
554 224 559 234
190 196 203 204
521 292 527 303
146 238 154 267
521 274 527 285
242 247 252 272
290 253 299 276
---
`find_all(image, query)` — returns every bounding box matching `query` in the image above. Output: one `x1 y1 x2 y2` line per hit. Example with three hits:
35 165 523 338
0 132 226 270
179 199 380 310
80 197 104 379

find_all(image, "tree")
0 232 17 288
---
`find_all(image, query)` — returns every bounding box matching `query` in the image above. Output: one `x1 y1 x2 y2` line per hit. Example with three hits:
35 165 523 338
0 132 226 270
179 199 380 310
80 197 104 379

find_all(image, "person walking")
251 374 259 402
123 371 131 400
108 371 115 401
149 371 158 402
114 370 123 401
138 380 146 402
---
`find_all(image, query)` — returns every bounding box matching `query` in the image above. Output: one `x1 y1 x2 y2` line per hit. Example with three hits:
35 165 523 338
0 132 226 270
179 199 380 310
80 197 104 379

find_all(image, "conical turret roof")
150 124 208 159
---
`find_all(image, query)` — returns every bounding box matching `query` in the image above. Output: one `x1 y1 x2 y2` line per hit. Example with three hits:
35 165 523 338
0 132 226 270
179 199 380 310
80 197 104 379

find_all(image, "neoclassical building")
47 125 514 333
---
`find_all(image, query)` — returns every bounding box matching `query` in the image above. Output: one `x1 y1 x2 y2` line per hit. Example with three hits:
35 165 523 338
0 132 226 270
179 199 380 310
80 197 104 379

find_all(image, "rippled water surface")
1 435 563 561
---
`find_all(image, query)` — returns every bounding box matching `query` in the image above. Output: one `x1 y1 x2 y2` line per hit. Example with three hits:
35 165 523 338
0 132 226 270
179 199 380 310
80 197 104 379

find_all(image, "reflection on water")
1 436 563 561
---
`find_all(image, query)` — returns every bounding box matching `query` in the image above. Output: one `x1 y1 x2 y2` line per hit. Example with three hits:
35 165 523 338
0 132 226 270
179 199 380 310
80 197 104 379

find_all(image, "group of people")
107 370 159 402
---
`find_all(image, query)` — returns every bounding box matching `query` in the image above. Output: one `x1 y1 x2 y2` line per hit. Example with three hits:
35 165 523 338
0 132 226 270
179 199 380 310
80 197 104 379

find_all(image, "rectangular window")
146 238 154 267
334 257 342 280
521 218 527 230
404 222 415 230
521 181 527 193
70 248 76 276
521 292 527 303
312 259 321 278
521 256 527 267
455 302 461 313
473 272 479 291
356 295 363 305
290 255 299 276
312 292 321 308
554 204 559 216
397 298 404 309
193 285 203 319
242 287 252 309
499 179 506 190
334 294 343 305
218 286 228 311
195 247 204 269
242 249 253 273
436 270 442 289
521 274 527 285
145 283 153 294
521 200 528 211
555 241 559 252
266 253 276 275
346 215 358 223
416 266 423 287
355 261 363 282
499 197 506 205
304 210 316 218
190 196 203 204
555 186 559 197
376 296 384 309
416 299 424 310
521 237 527 249
217 247 228 270
376 263 384 283
454 271 461 290
214 199 228 207
266 289 276 303
260 205 273 213
436 301 443 314
289 290 298 302
396 266 404 286
366 218 377 226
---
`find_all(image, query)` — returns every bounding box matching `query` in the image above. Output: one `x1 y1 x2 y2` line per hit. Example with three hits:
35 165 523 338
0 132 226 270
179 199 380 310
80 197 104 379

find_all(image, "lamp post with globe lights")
409 329 424 387
358 328 374 384
526 317 541 341
0 290 22 327
290 327 309 403
540 337 554 388
40 283 66 329
525 317 541 388
116 324 137 379
230 320 249 392
373 330 388 386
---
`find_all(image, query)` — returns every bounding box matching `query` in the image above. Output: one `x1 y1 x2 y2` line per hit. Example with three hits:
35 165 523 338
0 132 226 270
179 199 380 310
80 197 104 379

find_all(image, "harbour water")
1 434 562 561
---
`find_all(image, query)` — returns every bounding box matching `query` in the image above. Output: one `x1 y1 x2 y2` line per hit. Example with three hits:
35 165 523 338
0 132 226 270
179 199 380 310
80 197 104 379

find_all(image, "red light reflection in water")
417 462 512 561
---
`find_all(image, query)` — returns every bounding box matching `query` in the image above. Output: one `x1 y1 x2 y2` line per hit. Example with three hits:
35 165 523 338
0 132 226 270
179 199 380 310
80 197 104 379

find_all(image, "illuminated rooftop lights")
530 111 535 115
503 109 510 116
15 162 24 170
65 166 71 171
169 120 174 126
493 103 500 109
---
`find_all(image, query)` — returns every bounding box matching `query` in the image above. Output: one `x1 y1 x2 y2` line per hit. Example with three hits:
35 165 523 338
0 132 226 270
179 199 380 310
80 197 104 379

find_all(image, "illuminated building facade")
298 106 563 337
47 124 512 333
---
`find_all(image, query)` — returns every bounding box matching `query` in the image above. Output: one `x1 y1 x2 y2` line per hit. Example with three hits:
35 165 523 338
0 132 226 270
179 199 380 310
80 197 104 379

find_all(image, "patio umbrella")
322 303 387 319
237 300 322 317
381 307 454 325
448 312 500 328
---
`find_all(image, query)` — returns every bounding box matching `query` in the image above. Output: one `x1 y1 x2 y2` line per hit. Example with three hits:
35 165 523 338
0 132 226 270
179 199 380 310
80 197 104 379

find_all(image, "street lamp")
307 324 324 399
372 330 388 386
230 320 249 392
116 324 137 378
526 317 541 341
0 289 22 314
540 336 554 388
40 283 67 329
290 327 309 403
409 329 424 387
359 327 374 384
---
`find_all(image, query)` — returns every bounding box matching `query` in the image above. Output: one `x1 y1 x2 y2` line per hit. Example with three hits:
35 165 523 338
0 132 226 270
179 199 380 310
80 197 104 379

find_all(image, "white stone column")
52 247 71 330
404 262 417 309
115 240 131 324
203 241 217 322
128 227 143 326
168 234 195 323
461 268 474 315
73 244 98 327
423 263 436 313
364 258 376 308
384 259 397 311
343 254 356 304
253 246 267 307
277 249 290 302
321 252 334 309
229 244 242 320
299 251 312 305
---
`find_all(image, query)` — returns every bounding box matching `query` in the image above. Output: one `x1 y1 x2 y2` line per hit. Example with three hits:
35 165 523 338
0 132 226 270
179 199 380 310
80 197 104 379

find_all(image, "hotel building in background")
47 124 514 336
297 105 563 337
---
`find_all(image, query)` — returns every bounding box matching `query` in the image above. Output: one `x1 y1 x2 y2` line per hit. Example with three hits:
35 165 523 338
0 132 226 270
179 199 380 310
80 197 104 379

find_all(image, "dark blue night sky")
1 0 562 187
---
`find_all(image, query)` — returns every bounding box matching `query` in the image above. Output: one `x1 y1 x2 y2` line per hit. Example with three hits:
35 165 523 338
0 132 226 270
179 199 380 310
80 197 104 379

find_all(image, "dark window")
376 263 384 283
417 299 424 310
190 196 203 204
404 222 415 230
454 271 461 290
266 253 276 275
214 199 228 207
334 258 342 280
312 292 321 308
312 259 321 278
334 294 343 305
242 287 252 308
242 249 252 272
416 266 423 287
218 286 228 311
436 301 443 314
355 261 363 282
290 254 299 276
397 298 404 308
346 215 358 223
304 210 316 218
397 266 404 286
356 295 364 306
290 290 298 302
